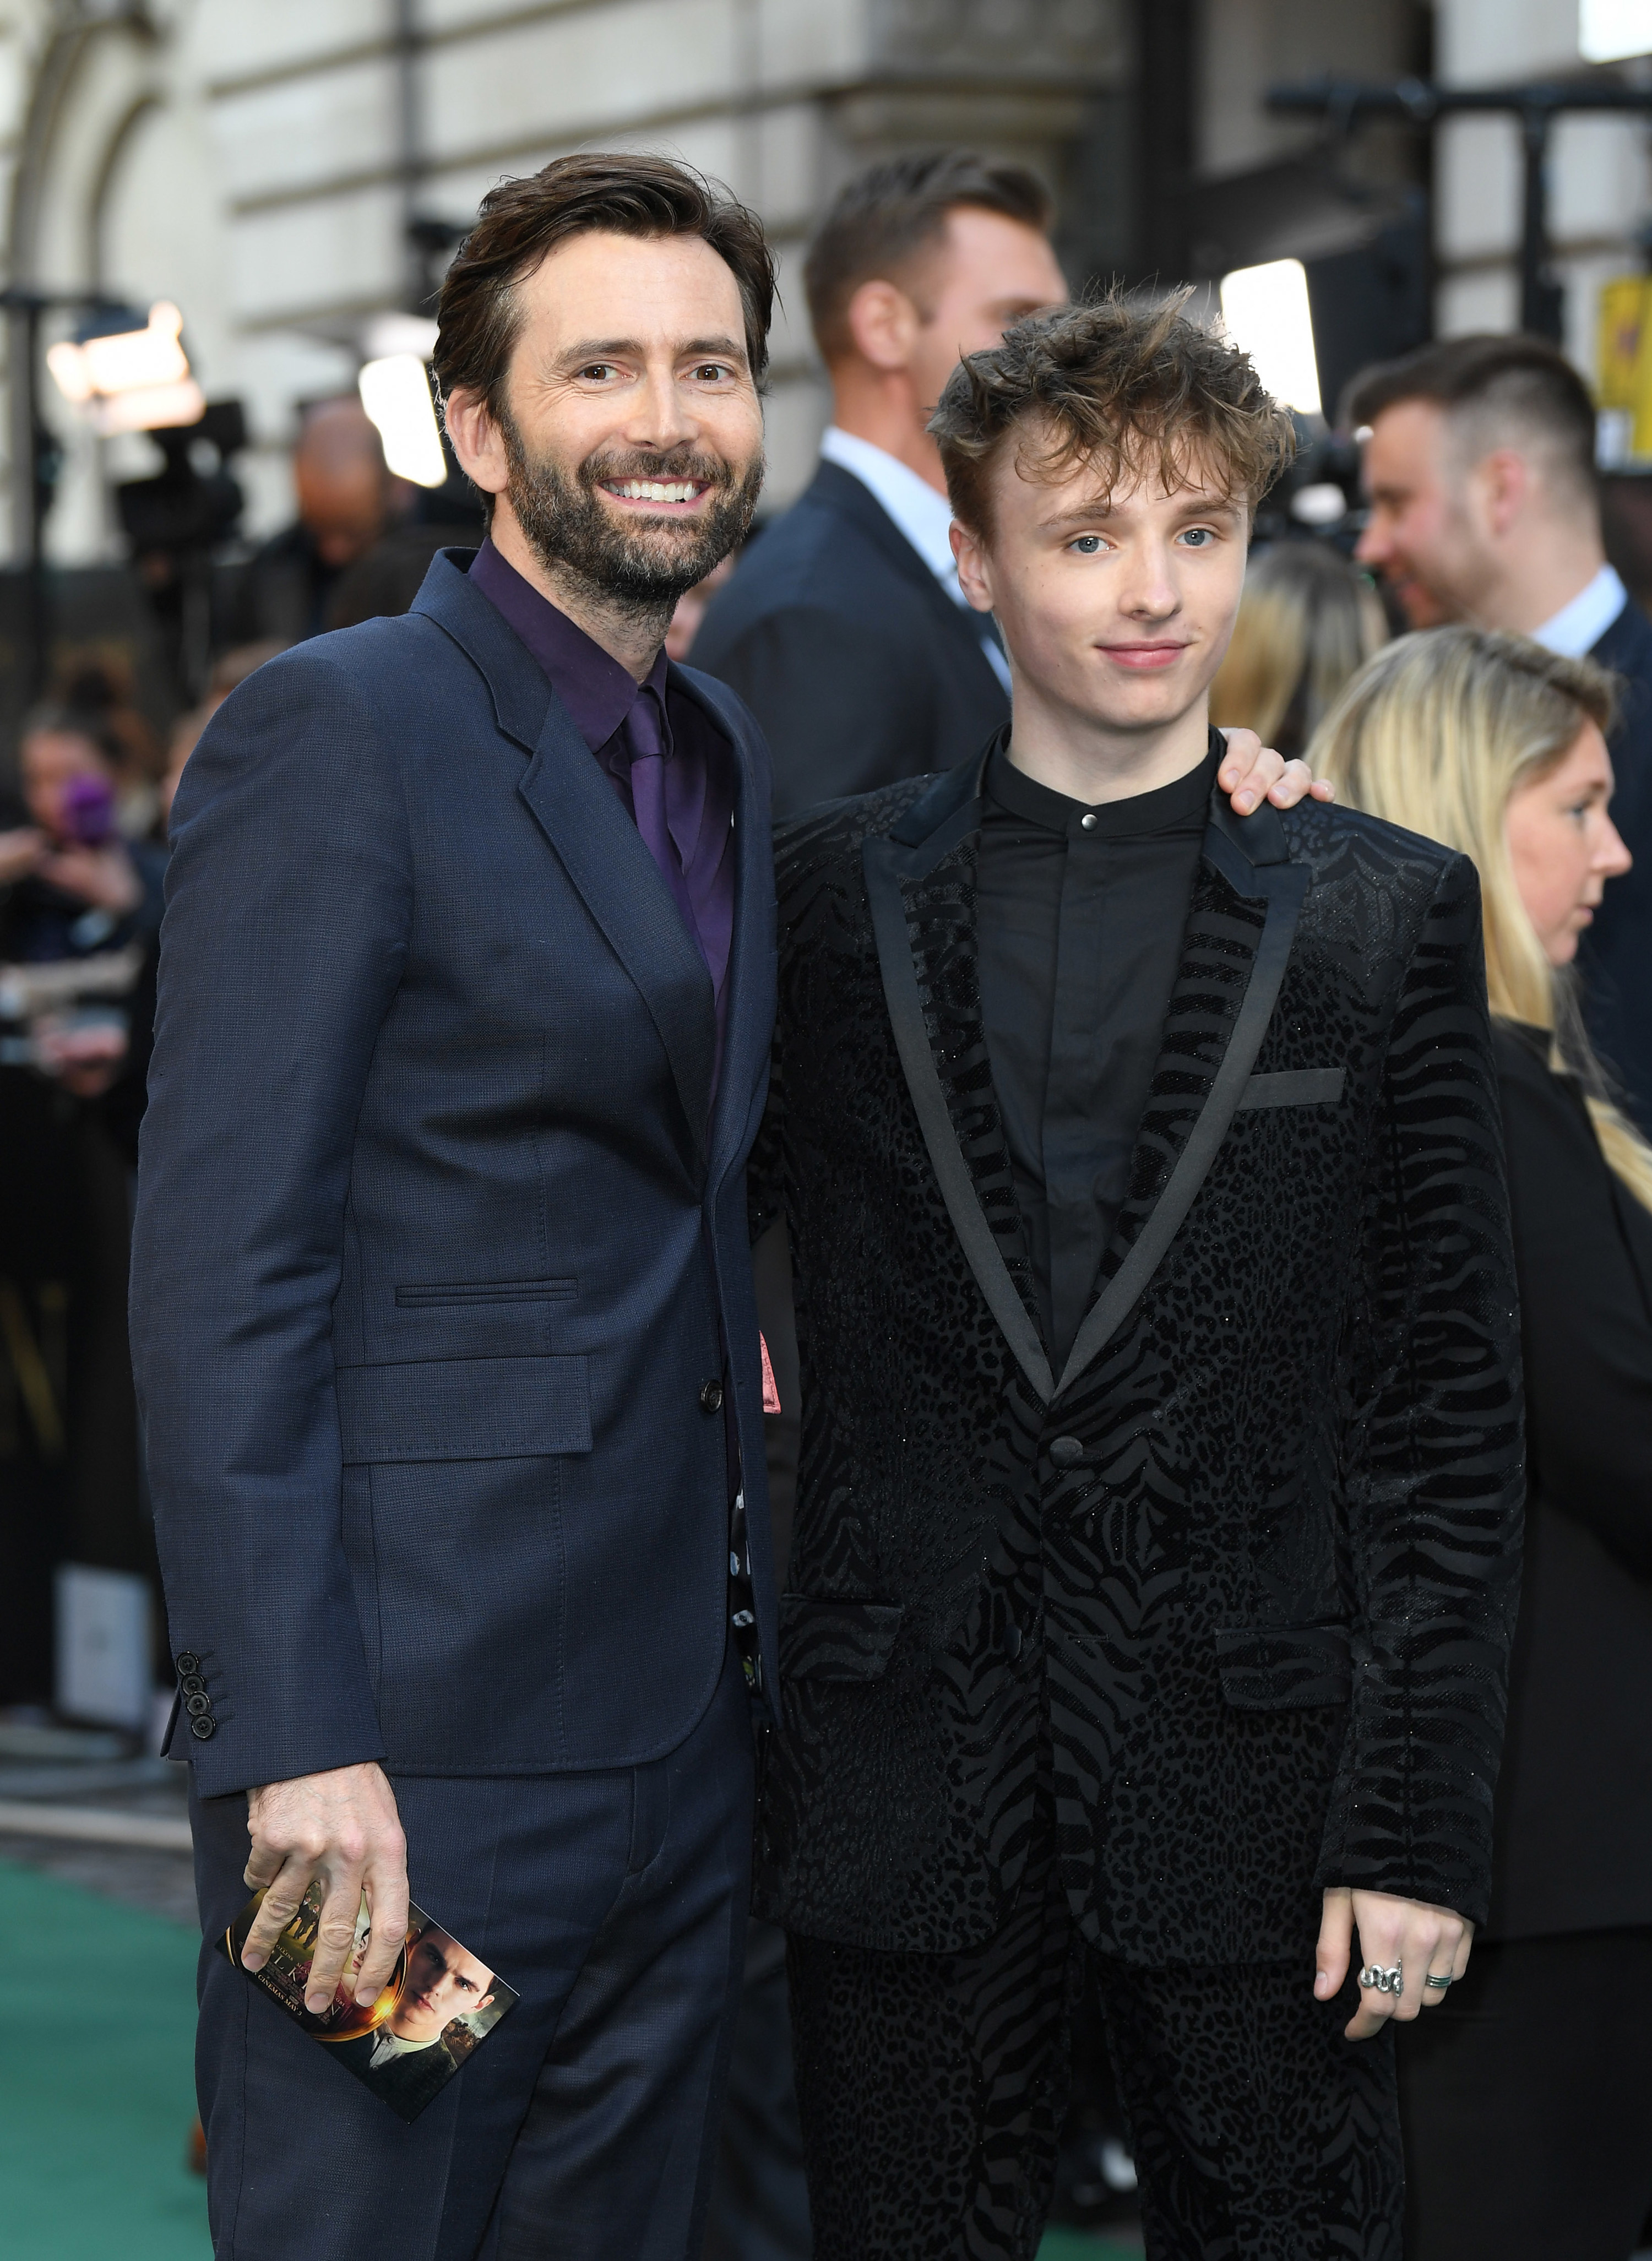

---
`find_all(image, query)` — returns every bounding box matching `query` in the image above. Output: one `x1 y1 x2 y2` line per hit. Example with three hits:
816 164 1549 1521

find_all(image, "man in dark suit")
753 297 1523 2257
692 152 1065 815
132 155 780 2261
1349 334 1652 1128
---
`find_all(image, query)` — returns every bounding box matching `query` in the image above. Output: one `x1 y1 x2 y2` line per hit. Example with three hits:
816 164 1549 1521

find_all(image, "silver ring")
1358 1962 1404 1996
1424 1974 1453 1990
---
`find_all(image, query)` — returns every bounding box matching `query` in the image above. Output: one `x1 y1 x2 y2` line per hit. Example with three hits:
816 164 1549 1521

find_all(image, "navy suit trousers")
190 1646 754 2260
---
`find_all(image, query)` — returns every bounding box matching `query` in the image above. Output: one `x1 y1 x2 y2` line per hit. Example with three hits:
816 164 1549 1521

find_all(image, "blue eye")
1181 527 1215 547
1070 535 1104 554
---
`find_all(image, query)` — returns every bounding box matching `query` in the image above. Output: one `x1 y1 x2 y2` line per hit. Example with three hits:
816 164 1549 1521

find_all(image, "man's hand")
241 1762 409 2014
1217 727 1334 816
1316 1885 1473 2040
35 840 142 915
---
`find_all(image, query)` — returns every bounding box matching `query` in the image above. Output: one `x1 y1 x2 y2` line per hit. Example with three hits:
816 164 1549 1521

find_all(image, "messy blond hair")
1310 626 1652 1210
1210 543 1389 755
930 288 1296 536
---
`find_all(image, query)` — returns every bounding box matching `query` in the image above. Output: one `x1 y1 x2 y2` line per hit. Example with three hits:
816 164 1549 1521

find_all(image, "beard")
496 405 764 621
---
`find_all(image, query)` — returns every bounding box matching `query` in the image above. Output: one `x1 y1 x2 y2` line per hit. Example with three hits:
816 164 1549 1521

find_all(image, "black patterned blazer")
750 751 1524 1967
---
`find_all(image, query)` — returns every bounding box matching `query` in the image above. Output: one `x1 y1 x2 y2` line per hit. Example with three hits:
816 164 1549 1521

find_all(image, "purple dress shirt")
469 539 738 1093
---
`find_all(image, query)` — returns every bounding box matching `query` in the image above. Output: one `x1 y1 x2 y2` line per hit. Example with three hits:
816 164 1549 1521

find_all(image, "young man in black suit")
752 296 1524 2259
1349 334 1652 1130
692 151 1059 814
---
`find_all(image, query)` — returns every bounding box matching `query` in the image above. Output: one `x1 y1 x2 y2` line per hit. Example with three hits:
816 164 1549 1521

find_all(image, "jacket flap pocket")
1215 1623 1352 1709
337 1355 591 1463
779 1596 904 1683
1237 1067 1345 1109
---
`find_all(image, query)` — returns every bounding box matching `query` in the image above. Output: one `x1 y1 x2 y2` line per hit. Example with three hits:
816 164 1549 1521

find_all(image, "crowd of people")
3 135 1649 2261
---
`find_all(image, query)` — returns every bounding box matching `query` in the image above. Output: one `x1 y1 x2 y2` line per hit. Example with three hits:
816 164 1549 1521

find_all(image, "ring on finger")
1357 1962 1404 1996
1423 1973 1453 1991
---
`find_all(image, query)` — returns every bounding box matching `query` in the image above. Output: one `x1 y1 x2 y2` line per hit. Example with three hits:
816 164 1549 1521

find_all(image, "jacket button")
189 1715 216 1741
1006 1621 1023 1660
699 1379 725 1414
176 1651 199 1676
185 1692 213 1718
180 1673 205 1696
1048 1435 1085 1468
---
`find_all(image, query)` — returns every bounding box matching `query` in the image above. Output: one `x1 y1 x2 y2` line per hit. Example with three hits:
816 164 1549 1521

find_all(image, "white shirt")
818 425 1013 692
1530 563 1628 658
367 2026 439 2070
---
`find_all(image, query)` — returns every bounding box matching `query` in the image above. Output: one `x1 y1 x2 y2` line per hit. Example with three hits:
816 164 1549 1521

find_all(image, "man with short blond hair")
754 296 1523 2258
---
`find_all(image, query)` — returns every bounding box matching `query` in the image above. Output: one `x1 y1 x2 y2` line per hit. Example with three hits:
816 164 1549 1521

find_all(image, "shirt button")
1048 1435 1085 1467
1080 812 1097 831
699 1379 725 1414
176 1651 199 1676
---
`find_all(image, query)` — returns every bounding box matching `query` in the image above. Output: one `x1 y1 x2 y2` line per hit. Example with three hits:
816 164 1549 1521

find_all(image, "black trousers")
787 1846 1401 2261
1398 1928 1652 2261
190 1645 753 2261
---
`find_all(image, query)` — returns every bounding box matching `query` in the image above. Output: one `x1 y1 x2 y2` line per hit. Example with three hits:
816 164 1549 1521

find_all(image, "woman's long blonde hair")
1209 542 1389 756
1308 624 1652 1211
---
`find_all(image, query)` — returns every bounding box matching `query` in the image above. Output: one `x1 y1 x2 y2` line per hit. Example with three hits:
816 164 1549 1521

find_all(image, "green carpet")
0 1857 211 2260
1038 2235 1144 2259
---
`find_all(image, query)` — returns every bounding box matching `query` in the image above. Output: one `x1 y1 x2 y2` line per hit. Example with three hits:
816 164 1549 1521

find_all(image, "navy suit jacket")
691 460 1009 818
132 551 778 1798
1583 597 1652 1130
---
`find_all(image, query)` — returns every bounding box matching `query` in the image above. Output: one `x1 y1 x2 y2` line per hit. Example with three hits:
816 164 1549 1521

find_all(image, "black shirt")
975 726 1222 1371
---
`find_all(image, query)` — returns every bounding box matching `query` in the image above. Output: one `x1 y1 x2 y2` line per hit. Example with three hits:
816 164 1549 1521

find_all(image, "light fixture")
1580 0 1652 62
45 301 205 435
358 352 447 487
1219 259 1323 417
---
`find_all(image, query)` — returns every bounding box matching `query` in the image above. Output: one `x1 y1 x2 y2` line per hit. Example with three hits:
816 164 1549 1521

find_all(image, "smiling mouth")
1102 643 1189 669
601 479 710 507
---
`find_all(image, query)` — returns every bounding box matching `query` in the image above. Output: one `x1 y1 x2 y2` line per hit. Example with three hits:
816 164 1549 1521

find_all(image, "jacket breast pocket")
1236 1068 1345 1110
779 1595 904 1683
336 1354 591 1462
1214 1623 1352 1708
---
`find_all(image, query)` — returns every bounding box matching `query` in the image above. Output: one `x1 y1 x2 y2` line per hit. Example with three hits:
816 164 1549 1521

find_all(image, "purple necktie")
624 683 705 957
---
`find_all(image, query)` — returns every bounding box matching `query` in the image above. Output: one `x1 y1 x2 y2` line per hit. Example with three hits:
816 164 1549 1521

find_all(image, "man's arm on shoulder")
1315 846 1523 2026
133 643 411 1801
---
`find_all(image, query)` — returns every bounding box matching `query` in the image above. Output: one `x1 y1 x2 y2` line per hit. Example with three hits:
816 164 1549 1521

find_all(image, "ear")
1474 447 1529 539
443 387 510 498
951 517 996 615
845 278 922 376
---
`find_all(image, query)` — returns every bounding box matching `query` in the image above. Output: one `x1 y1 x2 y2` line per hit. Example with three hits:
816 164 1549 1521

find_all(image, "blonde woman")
1312 626 1652 2261
1208 539 1388 758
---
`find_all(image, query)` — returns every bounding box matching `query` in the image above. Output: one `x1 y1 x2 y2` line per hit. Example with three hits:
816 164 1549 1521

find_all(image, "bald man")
226 396 396 645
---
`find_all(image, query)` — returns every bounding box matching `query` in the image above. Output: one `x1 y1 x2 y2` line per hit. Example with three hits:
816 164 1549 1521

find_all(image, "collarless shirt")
467 538 738 1067
975 728 1223 1371
818 426 1013 692
1531 562 1629 657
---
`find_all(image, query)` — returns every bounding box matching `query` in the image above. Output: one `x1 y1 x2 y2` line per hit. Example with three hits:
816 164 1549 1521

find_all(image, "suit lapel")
415 550 718 1162
864 759 1054 1402
864 765 1311 1410
1053 797 1309 1397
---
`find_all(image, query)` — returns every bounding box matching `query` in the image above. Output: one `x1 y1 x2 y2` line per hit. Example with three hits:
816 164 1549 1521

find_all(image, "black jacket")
752 759 1523 1966
691 461 1009 818
1487 1021 1652 1938
1582 598 1652 1129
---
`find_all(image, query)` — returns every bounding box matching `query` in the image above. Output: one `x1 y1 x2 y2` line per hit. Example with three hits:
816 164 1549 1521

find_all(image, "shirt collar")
1530 562 1628 657
983 726 1224 840
818 426 965 602
468 536 665 752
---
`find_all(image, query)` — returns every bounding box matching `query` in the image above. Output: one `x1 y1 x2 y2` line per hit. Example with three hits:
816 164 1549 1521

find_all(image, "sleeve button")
189 1715 216 1741
175 1651 200 1676
699 1379 725 1414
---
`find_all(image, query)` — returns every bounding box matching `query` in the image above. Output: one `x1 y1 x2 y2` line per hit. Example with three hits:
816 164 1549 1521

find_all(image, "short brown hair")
931 291 1296 536
803 150 1052 365
1342 334 1597 500
433 153 776 421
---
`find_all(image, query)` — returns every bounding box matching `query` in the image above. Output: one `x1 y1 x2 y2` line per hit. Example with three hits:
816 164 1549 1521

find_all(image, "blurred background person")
1346 336 1652 1130
1313 626 1652 2261
1209 541 1389 760
693 150 1063 814
224 395 398 645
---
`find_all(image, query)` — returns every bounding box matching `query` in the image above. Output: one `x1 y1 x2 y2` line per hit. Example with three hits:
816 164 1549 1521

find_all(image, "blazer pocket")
1237 1067 1345 1109
394 1277 578 1308
779 1595 904 1684
1214 1623 1352 1709
336 1354 591 1462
